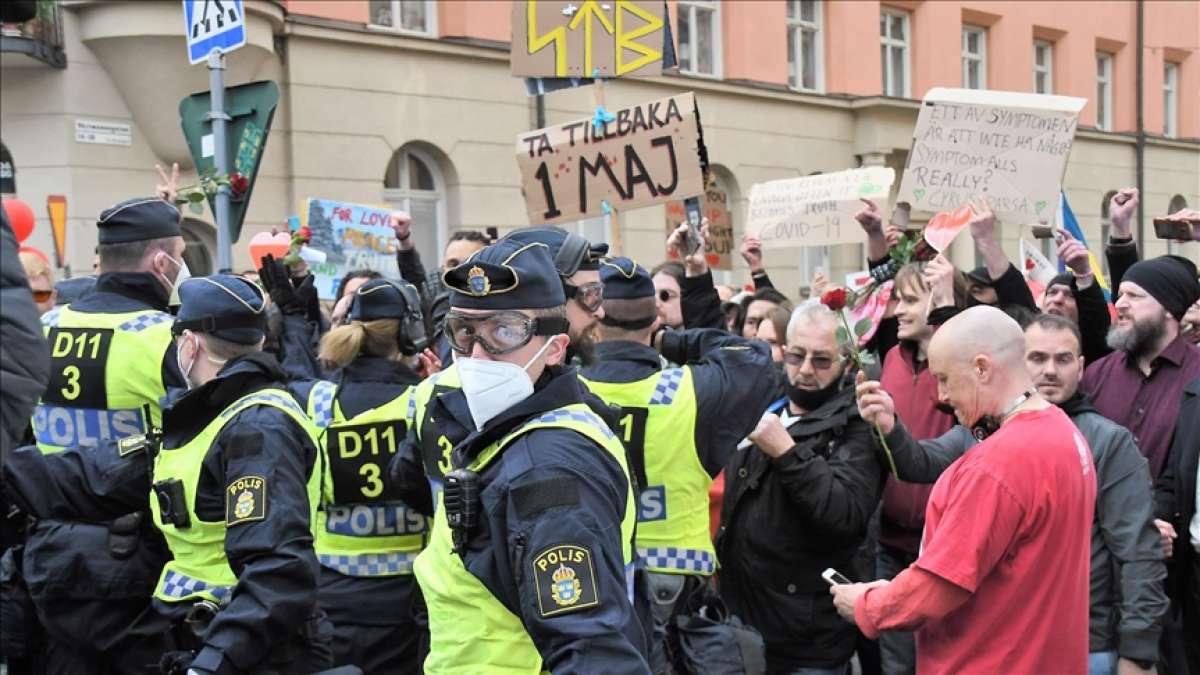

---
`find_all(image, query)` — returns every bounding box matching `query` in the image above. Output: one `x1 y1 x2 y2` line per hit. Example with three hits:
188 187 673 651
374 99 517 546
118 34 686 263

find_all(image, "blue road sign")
183 0 246 65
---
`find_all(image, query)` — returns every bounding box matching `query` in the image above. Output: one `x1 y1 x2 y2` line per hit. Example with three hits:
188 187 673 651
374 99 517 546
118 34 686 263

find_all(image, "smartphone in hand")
683 197 703 257
822 567 853 586
1153 217 1196 241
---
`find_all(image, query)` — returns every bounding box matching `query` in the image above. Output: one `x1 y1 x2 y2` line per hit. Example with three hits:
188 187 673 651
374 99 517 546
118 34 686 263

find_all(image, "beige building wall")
2 1 1196 297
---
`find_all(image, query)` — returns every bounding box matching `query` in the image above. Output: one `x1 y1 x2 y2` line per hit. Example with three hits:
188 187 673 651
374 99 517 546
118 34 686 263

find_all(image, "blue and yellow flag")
1057 192 1112 302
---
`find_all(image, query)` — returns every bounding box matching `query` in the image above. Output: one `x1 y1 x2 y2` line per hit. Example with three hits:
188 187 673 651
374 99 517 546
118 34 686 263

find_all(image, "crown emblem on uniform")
467 265 491 295
551 563 581 606
234 490 255 519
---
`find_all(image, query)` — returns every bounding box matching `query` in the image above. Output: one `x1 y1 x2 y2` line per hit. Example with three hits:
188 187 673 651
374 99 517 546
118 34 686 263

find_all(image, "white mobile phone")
822 567 852 586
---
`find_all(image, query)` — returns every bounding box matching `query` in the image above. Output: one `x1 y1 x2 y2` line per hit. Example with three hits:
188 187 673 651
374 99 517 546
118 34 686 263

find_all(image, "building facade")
2 0 1197 293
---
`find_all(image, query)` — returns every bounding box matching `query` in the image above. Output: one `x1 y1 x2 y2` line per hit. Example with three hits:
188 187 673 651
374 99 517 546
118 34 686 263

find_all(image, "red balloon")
2 198 35 242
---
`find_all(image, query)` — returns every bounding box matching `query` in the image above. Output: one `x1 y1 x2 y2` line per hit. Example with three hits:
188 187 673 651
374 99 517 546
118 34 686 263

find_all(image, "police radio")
443 469 479 555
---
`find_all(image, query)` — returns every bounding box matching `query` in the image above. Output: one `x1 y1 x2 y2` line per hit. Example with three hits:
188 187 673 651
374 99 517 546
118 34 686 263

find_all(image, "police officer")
579 257 777 672
285 278 436 674
396 227 607 510
408 239 649 672
22 197 188 672
4 275 333 675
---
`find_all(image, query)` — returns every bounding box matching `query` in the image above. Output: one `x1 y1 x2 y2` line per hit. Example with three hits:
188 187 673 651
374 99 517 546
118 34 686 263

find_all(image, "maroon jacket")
878 342 958 554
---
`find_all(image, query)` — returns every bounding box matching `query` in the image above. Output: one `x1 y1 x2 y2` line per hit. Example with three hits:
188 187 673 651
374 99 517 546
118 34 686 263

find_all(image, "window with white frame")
880 9 910 97
787 0 823 92
1164 62 1178 138
962 25 987 89
384 146 447 267
368 0 435 35
678 1 720 76
1096 52 1113 130
1033 40 1053 94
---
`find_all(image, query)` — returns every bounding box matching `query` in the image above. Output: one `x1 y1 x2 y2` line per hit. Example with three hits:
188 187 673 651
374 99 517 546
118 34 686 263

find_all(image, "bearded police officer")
20 197 188 672
5 275 333 675
395 227 607 513
578 257 778 672
409 239 650 673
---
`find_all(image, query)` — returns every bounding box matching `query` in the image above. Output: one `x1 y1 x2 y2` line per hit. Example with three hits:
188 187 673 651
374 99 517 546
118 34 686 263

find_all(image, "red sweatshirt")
878 342 957 554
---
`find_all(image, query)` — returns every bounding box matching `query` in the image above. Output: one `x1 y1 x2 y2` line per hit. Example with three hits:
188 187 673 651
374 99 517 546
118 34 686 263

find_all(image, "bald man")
831 306 1097 675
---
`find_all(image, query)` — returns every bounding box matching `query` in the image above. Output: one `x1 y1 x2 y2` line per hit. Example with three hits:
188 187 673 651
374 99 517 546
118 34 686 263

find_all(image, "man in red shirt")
831 305 1097 674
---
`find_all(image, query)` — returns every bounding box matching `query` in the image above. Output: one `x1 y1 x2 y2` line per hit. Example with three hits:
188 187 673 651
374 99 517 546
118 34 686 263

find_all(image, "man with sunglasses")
397 227 608 514
408 239 650 673
579 257 778 673
718 300 885 675
16 197 191 673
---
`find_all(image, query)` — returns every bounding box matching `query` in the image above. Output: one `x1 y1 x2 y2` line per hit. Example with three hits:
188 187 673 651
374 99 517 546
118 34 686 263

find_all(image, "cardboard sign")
516 92 705 225
665 175 733 270
512 0 666 78
301 198 400 300
746 167 895 249
897 88 1087 224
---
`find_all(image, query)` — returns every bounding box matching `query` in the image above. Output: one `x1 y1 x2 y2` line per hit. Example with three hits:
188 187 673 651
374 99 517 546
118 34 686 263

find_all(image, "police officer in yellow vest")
408 239 650 673
282 277 436 674
393 227 607 514
5 274 333 675
22 197 189 672
579 257 778 672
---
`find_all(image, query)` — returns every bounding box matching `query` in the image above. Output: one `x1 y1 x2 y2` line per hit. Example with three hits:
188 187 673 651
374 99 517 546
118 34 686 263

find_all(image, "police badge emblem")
531 544 598 617
467 266 490 295
225 475 267 526
551 564 582 606
234 490 255 519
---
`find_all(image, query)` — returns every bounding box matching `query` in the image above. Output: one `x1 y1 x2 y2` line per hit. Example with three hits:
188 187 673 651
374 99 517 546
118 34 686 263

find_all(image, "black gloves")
258 254 319 321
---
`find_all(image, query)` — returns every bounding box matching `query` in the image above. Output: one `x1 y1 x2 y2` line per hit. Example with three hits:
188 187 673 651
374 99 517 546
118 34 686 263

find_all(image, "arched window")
384 145 447 268
1100 190 1118 276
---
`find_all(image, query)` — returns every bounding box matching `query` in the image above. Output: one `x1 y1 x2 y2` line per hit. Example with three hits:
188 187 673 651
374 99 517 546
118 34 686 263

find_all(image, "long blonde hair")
318 318 402 369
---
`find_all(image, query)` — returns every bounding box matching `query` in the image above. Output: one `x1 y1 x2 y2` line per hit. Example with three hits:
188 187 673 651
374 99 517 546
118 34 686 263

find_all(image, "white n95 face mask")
456 339 554 430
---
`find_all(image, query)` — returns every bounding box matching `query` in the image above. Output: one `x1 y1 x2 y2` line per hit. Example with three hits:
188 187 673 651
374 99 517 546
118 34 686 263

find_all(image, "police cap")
443 239 565 311
349 278 420 321
503 226 609 276
97 197 183 245
598 257 654 300
173 274 267 345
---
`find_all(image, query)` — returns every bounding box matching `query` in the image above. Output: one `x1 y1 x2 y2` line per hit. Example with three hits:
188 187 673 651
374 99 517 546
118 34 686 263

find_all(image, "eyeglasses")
565 281 604 313
444 310 568 355
658 289 679 303
31 290 53 303
783 349 840 370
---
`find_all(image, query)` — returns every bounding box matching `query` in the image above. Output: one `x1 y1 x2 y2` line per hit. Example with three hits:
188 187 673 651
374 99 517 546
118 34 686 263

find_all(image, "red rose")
228 172 249 196
820 288 848 312
296 226 312 244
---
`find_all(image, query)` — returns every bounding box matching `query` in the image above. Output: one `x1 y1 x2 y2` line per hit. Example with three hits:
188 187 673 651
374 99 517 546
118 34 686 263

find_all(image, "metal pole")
207 50 233 273
1134 0 1145 253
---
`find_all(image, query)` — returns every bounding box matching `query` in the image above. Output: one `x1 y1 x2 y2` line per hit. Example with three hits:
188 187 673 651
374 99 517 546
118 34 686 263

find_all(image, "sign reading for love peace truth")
301 198 400 300
512 0 666 78
516 92 705 225
897 88 1087 224
746 167 895 249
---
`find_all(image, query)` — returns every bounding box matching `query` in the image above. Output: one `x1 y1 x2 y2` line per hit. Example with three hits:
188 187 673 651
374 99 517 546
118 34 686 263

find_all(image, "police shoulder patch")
531 544 599 618
116 434 149 458
225 475 267 526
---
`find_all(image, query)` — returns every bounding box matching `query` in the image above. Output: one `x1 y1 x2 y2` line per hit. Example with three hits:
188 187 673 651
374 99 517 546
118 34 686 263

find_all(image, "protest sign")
1020 238 1057 285
516 92 705 225
897 88 1087 224
746 167 895 249
512 0 666 78
301 198 400 300
665 174 733 270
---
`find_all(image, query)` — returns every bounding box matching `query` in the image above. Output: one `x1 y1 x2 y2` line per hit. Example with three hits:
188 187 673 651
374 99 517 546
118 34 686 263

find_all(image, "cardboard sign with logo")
512 0 666 78
665 174 733 270
300 198 400 300
897 88 1086 224
516 92 706 226
746 167 895 249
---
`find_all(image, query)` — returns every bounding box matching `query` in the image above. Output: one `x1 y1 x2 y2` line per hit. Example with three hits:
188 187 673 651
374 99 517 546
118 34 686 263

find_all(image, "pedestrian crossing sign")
183 0 246 65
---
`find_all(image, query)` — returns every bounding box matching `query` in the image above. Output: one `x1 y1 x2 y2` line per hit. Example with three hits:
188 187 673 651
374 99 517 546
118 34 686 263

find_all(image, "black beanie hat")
1046 272 1074 292
1122 255 1200 321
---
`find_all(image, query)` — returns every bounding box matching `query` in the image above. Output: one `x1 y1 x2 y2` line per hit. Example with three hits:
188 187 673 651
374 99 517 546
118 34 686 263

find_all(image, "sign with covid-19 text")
516 92 705 225
747 167 895 249
512 0 666 78
301 198 400 300
897 88 1086 225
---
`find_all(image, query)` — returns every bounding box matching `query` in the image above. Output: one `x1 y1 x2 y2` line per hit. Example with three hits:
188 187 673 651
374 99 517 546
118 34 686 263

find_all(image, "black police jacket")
4 353 323 674
716 384 883 672
426 366 652 674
